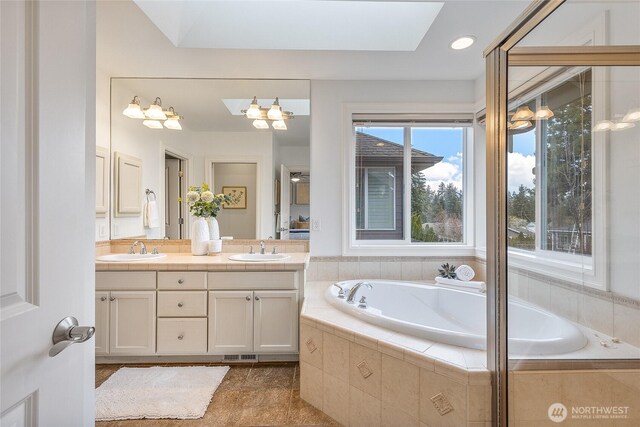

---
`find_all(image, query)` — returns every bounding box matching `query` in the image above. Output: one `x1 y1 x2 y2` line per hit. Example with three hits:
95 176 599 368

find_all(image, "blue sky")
358 127 464 189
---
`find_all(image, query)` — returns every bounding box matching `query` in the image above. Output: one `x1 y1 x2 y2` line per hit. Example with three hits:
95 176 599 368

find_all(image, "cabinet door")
208 291 253 354
109 291 156 355
254 291 298 353
95 291 110 355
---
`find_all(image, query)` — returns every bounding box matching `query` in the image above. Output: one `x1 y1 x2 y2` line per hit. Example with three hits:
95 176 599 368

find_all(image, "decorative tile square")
306 339 318 354
430 393 454 416
357 360 374 379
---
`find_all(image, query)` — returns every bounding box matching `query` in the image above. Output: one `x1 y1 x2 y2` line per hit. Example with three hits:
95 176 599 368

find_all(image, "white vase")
191 217 210 256
206 217 220 240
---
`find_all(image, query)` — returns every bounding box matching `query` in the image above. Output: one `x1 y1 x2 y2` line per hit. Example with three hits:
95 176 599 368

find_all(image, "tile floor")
95 362 339 427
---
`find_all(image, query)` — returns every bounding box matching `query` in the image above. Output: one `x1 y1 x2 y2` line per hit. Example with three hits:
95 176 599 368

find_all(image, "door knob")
49 316 95 357
245 296 251 301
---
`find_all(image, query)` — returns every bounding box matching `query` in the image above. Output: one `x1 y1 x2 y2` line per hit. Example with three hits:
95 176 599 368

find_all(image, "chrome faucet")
128 240 147 254
346 281 372 304
260 240 266 255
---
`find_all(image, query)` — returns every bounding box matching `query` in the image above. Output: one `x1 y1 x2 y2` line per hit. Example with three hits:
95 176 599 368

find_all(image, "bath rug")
96 365 229 420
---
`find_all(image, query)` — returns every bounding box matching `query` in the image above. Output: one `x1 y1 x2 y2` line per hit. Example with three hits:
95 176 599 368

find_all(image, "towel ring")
145 189 156 201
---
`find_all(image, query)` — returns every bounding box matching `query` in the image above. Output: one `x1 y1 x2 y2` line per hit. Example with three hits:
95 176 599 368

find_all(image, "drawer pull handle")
177 302 184 307
100 296 107 302
245 296 251 301
255 296 260 301
178 335 184 340
177 279 184 284
109 297 115 301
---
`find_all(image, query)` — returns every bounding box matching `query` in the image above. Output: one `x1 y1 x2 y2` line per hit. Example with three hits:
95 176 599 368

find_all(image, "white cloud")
421 156 463 190
507 152 535 192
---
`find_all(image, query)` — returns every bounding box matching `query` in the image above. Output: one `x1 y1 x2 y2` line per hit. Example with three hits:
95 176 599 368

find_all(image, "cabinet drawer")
208 272 297 290
157 318 207 354
157 291 207 317
96 272 156 290
158 272 207 290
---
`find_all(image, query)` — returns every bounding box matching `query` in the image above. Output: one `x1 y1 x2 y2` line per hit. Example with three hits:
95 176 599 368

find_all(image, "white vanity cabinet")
253 290 298 353
95 272 156 356
207 271 299 355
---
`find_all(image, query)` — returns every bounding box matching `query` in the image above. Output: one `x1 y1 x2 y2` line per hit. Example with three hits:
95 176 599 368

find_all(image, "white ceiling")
97 0 530 81
134 0 444 51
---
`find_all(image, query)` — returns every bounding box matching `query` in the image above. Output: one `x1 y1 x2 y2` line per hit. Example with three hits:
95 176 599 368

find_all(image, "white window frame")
506 66 608 291
342 104 476 256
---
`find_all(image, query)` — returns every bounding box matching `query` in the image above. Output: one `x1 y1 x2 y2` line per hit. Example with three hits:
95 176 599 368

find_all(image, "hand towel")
144 200 161 229
435 276 485 291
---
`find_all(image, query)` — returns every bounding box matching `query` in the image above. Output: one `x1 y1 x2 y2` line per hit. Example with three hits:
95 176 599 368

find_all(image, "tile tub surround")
95 252 310 271
300 282 492 427
98 239 309 256
307 256 486 283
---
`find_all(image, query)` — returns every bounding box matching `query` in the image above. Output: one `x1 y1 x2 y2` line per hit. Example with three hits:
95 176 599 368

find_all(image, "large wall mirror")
100 78 310 241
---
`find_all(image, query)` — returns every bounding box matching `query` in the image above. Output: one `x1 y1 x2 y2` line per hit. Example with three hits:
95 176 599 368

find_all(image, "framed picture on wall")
222 186 247 209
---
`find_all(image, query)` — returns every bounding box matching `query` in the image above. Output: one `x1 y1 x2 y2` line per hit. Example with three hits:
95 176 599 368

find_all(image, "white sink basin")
96 253 167 262
228 253 291 262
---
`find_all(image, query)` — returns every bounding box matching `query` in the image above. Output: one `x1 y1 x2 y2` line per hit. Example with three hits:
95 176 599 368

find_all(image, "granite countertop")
95 252 310 271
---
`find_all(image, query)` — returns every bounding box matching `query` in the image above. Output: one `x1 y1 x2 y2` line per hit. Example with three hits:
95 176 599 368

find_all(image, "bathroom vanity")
95 250 308 362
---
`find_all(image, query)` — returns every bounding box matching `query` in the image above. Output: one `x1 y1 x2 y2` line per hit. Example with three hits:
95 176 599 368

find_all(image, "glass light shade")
512 105 535 121
622 108 640 122
122 103 145 119
252 119 269 129
612 121 636 131
510 120 532 130
272 120 287 130
450 36 475 50
145 104 167 120
535 106 554 120
246 103 262 119
143 119 163 129
593 120 614 132
267 99 283 120
164 119 182 130
290 177 300 182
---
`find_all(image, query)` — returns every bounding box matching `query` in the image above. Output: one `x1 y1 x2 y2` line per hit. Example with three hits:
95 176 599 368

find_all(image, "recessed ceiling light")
450 35 475 50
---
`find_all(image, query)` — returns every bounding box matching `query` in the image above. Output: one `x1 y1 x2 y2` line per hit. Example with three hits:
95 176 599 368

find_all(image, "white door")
208 291 253 354
279 164 291 239
95 292 110 356
0 1 96 425
253 291 298 353
109 291 156 355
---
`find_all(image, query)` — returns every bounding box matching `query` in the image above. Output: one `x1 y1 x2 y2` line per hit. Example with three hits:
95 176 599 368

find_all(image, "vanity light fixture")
241 96 295 130
144 97 167 120
290 174 301 183
622 107 640 122
511 105 535 121
612 121 636 131
508 120 532 130
535 106 554 120
450 35 475 50
593 120 614 132
253 119 269 129
122 96 145 119
272 120 287 130
163 107 183 130
267 97 283 120
245 96 262 119
143 119 163 129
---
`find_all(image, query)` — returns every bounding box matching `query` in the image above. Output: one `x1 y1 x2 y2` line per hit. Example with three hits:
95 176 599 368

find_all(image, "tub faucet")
128 240 147 254
260 240 266 254
346 281 372 304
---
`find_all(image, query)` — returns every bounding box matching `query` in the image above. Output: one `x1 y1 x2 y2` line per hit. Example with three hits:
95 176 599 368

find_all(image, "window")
351 116 472 249
508 69 593 257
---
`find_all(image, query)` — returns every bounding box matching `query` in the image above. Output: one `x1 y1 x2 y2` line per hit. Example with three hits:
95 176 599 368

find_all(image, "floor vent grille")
223 354 257 361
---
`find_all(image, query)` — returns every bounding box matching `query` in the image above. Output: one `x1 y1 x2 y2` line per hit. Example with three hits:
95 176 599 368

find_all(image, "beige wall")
213 163 257 239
